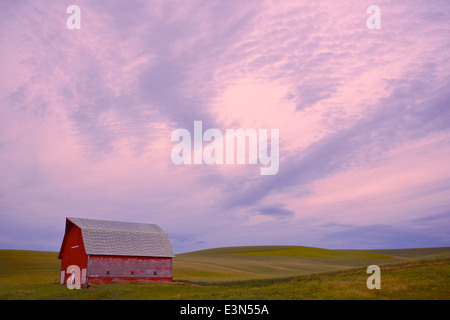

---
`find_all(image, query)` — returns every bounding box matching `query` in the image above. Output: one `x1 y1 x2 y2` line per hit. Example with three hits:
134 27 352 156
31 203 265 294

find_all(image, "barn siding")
87 255 172 282
59 223 88 284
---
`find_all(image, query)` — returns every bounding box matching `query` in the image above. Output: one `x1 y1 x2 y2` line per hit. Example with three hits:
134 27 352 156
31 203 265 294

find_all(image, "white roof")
67 217 175 258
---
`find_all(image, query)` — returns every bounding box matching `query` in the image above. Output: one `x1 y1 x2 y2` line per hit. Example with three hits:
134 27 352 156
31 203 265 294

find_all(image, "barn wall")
87 255 172 283
59 223 88 284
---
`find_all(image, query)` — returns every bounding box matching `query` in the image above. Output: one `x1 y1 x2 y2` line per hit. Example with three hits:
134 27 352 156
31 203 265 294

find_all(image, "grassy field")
172 246 390 283
0 246 449 300
172 245 448 283
0 250 60 285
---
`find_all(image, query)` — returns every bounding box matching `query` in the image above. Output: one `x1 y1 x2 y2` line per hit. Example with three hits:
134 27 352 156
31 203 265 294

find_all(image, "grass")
0 246 449 300
1 259 448 300
189 245 391 259
172 246 449 283
0 250 60 285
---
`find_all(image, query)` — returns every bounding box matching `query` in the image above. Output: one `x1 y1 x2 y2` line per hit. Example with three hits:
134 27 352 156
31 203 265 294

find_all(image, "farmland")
0 246 449 300
172 245 449 283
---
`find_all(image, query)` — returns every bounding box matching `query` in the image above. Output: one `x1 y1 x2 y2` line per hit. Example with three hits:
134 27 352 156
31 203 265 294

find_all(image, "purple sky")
1 1 449 253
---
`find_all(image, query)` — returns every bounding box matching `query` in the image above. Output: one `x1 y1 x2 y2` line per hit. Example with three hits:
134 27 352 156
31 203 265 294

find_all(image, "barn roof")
62 217 175 258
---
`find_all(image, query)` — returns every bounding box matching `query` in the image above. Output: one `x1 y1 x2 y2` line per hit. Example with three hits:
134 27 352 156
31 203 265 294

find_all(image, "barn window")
153 271 157 276
106 271 110 275
131 271 134 275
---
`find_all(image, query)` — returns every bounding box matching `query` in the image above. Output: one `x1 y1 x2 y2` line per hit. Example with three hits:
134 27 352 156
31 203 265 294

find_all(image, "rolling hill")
172 245 449 282
0 246 449 300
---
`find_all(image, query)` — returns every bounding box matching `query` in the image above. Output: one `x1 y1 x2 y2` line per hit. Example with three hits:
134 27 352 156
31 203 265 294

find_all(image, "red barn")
58 217 175 285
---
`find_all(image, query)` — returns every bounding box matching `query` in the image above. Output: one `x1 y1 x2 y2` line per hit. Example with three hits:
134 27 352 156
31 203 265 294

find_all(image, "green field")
173 246 389 282
172 245 449 283
1 246 449 300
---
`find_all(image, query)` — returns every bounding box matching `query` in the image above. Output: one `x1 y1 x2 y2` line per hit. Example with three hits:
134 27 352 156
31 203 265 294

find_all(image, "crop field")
172 245 449 282
0 246 449 300
174 246 389 282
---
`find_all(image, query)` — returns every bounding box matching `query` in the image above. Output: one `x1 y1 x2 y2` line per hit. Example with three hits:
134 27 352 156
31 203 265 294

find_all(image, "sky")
0 0 449 254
